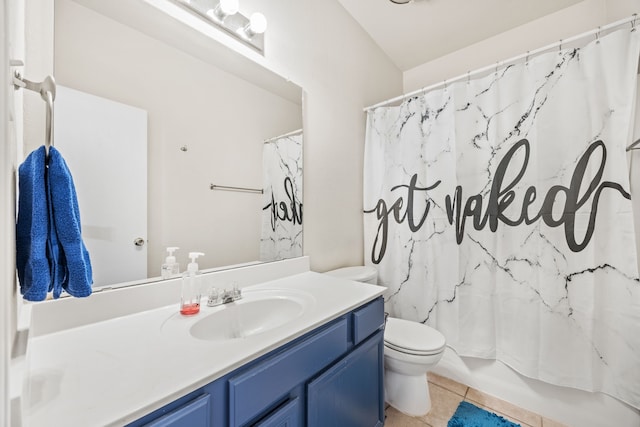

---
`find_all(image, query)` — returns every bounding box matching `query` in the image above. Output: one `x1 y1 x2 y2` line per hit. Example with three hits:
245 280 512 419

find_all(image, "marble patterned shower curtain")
364 28 640 408
260 131 303 262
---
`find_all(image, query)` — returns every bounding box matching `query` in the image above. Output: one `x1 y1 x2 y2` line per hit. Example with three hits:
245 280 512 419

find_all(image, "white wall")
54 0 303 276
403 1 640 426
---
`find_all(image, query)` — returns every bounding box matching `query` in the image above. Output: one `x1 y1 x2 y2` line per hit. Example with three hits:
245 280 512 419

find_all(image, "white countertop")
24 271 384 427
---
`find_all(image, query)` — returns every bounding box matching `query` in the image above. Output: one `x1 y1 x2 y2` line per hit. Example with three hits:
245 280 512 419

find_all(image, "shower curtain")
364 28 640 408
260 131 303 262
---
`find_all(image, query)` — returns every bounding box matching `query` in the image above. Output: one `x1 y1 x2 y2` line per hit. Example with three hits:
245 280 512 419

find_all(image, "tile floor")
384 372 569 427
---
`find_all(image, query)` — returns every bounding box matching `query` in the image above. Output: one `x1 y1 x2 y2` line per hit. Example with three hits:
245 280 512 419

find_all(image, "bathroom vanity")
129 297 384 427
24 259 386 427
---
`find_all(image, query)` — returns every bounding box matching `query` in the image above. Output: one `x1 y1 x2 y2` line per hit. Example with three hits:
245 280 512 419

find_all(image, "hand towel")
16 146 51 301
46 157 65 298
47 146 93 298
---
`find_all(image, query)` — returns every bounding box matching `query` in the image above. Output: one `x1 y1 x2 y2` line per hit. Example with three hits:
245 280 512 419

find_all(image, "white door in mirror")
55 86 148 288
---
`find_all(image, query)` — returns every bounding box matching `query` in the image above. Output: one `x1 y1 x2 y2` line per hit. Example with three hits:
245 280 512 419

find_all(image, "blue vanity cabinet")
127 297 385 427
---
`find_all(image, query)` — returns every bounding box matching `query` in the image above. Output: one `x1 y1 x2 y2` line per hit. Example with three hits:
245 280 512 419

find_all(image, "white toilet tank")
325 266 378 285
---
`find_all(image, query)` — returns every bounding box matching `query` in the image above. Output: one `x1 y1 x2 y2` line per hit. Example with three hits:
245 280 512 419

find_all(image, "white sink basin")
188 289 314 341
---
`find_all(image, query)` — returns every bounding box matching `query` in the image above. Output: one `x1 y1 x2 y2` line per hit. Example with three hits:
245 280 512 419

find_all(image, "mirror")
50 0 303 290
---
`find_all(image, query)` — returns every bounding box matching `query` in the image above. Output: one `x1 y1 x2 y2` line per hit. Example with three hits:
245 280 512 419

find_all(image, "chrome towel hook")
13 72 57 156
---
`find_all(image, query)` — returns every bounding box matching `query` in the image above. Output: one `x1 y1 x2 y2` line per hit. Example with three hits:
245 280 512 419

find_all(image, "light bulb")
219 0 239 16
248 12 267 34
239 12 267 39
207 0 238 21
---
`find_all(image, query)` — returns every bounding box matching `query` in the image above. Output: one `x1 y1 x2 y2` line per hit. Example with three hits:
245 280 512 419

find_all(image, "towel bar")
13 72 57 155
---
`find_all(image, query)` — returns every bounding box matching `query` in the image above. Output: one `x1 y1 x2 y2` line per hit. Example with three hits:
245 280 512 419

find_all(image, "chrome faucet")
207 283 242 307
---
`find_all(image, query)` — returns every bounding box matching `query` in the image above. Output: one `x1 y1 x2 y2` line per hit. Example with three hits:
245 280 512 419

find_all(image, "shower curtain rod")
263 128 303 144
364 14 638 112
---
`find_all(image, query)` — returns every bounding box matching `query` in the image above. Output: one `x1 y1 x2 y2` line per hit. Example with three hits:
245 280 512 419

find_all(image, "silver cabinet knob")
133 238 145 247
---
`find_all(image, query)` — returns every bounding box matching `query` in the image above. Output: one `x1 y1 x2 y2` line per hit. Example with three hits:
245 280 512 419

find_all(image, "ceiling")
336 0 584 71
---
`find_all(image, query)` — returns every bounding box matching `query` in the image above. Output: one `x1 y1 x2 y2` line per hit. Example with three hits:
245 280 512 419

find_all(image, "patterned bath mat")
448 401 521 427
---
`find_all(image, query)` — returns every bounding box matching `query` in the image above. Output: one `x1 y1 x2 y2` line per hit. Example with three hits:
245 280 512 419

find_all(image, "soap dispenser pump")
161 247 180 279
180 252 205 316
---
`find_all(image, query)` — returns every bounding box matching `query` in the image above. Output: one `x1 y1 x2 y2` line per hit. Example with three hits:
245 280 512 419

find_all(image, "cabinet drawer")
352 297 384 345
254 398 300 427
229 318 348 427
143 394 210 427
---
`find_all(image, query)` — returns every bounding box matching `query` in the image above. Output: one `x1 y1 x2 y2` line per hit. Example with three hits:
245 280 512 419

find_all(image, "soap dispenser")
180 252 204 316
161 247 180 279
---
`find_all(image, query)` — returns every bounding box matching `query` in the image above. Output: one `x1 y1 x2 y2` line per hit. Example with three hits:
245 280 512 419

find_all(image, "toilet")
326 266 446 416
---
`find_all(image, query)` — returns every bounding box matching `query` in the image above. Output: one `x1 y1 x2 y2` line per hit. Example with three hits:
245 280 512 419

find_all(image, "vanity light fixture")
175 0 267 54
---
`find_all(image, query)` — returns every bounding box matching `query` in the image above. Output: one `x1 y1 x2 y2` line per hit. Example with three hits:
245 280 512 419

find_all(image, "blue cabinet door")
307 330 384 427
143 394 211 427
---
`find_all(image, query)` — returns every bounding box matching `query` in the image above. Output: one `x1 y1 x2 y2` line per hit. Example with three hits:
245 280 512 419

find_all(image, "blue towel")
16 146 92 301
47 147 93 298
16 146 51 301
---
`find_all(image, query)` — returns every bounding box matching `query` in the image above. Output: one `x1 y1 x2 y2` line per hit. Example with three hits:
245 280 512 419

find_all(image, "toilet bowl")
326 266 446 416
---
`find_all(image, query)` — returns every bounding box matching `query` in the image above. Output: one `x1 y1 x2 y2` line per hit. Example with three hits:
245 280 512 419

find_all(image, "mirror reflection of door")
54 85 148 287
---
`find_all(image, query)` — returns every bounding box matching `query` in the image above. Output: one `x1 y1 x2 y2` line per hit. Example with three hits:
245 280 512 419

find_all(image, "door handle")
133 237 145 247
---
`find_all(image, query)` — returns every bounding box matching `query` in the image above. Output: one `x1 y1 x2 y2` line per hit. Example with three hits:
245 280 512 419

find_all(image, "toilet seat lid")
384 317 446 355
325 266 377 282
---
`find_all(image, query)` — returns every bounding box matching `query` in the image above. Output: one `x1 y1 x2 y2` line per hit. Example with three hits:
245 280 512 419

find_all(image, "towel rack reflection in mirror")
210 184 263 194
13 71 57 156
